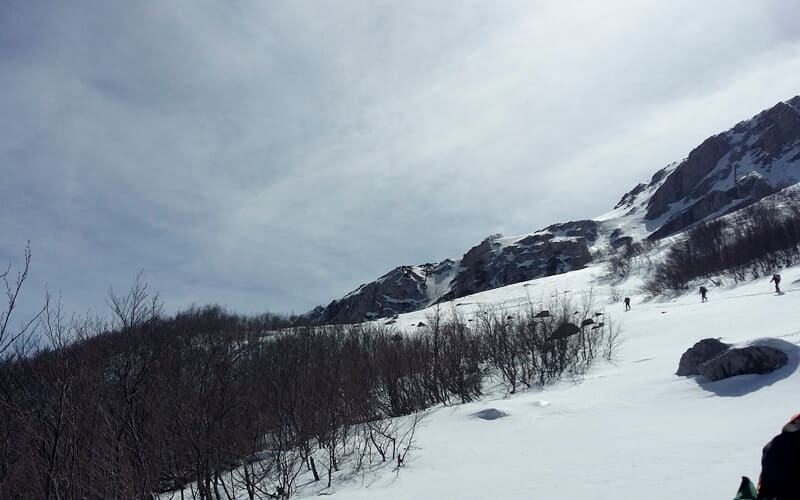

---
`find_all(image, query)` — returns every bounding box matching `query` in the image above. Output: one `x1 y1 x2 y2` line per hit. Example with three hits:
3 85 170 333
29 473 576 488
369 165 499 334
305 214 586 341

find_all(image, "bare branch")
0 242 47 358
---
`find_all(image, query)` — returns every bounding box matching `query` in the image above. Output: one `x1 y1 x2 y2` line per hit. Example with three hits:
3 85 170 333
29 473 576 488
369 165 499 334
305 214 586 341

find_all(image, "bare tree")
0 243 48 359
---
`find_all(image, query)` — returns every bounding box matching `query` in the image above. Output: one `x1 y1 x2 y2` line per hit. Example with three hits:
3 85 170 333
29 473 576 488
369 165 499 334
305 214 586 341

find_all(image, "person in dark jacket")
757 413 800 499
699 286 708 302
623 297 631 311
769 274 781 293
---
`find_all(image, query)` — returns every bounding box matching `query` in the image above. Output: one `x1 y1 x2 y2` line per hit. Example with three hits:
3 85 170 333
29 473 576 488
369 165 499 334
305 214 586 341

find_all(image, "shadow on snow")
694 338 800 397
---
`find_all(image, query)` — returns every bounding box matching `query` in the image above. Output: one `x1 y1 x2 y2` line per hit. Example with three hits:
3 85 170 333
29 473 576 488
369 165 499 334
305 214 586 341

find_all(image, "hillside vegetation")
643 189 800 295
0 266 613 499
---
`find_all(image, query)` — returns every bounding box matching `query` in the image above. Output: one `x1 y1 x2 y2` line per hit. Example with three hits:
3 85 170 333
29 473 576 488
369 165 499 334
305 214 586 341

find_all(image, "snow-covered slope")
312 96 800 324
316 260 800 500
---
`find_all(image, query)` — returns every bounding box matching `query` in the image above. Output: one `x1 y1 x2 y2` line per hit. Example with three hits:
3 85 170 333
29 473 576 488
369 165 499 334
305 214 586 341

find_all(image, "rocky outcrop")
615 183 647 210
611 165 675 219
748 100 800 160
551 322 581 340
310 260 456 324
677 338 788 381
698 346 788 382
676 338 731 376
312 219 598 323
471 408 509 420
644 97 800 238
608 229 633 249
649 175 776 239
439 220 597 302
646 135 732 221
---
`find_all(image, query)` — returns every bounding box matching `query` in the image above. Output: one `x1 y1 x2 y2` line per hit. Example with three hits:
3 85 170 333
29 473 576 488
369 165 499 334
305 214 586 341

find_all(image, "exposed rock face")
310 260 456 324
439 221 597 302
611 164 675 219
697 346 788 382
676 338 731 376
677 338 788 381
312 220 597 323
646 135 731 221
645 97 800 238
614 183 647 210
608 229 633 249
650 175 776 239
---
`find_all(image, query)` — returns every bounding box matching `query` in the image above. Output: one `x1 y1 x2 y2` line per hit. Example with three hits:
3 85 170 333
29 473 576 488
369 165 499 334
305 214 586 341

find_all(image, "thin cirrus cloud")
2 0 800 319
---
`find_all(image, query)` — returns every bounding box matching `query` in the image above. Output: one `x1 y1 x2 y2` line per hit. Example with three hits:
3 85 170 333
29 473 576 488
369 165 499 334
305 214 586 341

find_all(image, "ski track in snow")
310 263 800 500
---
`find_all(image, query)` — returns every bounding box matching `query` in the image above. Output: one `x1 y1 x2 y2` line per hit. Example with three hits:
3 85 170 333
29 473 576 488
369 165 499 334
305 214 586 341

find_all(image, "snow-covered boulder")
676 338 731 376
697 345 788 382
471 408 509 421
677 338 789 381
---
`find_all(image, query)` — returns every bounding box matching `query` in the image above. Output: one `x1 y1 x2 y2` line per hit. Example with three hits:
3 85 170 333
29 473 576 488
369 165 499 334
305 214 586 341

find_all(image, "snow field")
321 264 800 499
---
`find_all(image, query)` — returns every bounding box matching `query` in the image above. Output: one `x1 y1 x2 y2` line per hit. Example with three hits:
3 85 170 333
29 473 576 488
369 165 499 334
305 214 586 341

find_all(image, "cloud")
2 0 800 318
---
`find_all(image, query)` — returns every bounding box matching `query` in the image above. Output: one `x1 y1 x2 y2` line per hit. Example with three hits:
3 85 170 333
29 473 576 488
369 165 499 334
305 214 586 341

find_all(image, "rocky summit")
643 95 800 239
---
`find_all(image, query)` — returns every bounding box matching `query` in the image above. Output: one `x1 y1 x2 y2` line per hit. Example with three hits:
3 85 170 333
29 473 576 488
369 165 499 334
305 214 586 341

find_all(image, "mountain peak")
643 96 800 238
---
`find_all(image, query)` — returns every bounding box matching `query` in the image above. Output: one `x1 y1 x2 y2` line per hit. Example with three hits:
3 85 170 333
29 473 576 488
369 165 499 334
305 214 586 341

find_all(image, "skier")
699 285 708 303
623 297 630 311
756 412 800 499
770 274 781 293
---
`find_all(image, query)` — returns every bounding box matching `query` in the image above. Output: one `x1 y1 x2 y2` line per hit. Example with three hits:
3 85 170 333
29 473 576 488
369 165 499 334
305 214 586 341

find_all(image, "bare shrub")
644 192 800 295
1 269 615 499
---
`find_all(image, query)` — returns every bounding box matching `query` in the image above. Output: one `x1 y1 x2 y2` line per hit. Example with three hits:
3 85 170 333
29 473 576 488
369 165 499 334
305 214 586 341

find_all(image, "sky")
2 0 800 320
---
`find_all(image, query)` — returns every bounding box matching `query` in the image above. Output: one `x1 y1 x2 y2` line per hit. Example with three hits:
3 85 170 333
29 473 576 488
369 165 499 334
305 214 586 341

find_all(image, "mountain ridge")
310 95 800 324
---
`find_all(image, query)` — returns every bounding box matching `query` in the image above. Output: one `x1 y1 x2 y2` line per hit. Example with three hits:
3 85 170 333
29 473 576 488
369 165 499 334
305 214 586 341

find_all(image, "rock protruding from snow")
677 338 789 381
471 408 509 421
551 322 581 340
676 338 731 376
697 345 788 382
440 221 598 302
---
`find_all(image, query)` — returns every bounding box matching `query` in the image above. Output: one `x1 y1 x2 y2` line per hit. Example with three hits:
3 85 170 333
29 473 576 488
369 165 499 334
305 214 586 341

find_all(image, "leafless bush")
602 318 622 361
602 241 653 281
475 290 615 395
1 267 615 499
644 193 800 295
